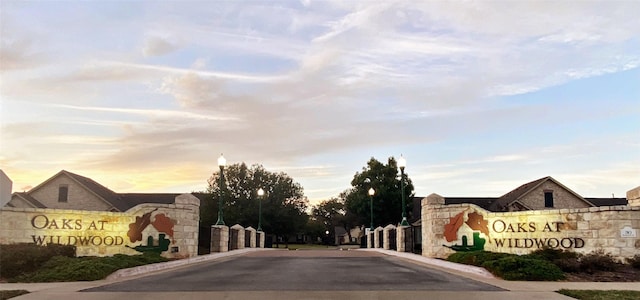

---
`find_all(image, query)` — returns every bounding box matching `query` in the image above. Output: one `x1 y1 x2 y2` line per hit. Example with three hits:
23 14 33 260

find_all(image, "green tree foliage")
203 163 309 241
344 157 414 228
311 197 348 243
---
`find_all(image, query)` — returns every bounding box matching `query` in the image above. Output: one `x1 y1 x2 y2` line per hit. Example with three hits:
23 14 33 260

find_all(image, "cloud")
142 36 180 57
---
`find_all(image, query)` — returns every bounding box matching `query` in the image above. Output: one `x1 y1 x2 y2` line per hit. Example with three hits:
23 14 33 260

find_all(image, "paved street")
9 248 635 299
85 250 502 292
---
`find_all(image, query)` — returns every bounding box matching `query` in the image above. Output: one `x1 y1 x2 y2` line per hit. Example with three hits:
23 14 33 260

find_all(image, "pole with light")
215 153 226 226
257 188 264 232
368 187 375 230
398 154 409 226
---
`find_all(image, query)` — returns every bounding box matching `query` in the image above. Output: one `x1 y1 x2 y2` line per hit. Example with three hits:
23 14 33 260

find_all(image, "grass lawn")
0 290 29 300
557 289 640 300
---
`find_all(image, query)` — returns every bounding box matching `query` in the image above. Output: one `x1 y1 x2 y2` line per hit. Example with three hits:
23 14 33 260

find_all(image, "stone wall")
422 197 640 259
0 193 200 258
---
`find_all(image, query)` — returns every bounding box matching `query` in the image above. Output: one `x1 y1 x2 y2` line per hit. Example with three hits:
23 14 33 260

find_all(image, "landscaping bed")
0 243 168 283
446 248 640 282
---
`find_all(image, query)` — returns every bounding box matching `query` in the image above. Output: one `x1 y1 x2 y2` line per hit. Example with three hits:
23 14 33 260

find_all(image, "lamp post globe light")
215 153 227 226
368 187 375 231
257 188 264 232
398 154 409 227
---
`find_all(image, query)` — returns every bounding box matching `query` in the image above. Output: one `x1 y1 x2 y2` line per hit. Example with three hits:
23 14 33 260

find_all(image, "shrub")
627 255 640 269
446 251 515 266
579 250 620 274
528 247 579 261
482 256 565 281
0 243 76 279
14 253 168 282
527 248 582 273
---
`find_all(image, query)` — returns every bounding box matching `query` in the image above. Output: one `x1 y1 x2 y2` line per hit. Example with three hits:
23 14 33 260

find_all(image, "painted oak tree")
344 157 415 229
204 163 309 245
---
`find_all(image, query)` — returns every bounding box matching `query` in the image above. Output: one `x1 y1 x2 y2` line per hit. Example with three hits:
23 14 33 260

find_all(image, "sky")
1 0 639 205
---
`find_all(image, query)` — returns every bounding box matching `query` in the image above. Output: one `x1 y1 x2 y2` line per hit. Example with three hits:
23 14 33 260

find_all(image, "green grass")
0 290 29 300
557 289 640 300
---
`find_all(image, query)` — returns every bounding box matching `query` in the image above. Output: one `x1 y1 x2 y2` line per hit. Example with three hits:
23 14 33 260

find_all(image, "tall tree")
203 163 309 243
344 157 414 228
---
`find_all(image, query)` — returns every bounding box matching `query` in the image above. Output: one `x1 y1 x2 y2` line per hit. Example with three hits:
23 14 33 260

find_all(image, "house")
431 176 628 212
5 170 204 212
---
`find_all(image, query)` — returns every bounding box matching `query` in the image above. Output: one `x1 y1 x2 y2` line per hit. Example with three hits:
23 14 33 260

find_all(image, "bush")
14 253 168 282
0 243 76 279
527 248 582 273
446 251 515 266
579 250 620 274
627 255 640 269
528 247 579 261
482 256 565 281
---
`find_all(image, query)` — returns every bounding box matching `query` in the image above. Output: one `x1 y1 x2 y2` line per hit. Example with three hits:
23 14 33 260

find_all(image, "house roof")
62 170 123 210
585 198 628 207
488 176 594 211
12 192 47 208
15 170 196 212
444 197 497 210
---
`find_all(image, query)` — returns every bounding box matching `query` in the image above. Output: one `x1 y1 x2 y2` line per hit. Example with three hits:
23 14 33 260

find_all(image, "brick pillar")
211 225 229 253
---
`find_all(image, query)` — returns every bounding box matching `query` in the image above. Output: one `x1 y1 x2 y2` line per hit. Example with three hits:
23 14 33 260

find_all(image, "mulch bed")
563 265 640 282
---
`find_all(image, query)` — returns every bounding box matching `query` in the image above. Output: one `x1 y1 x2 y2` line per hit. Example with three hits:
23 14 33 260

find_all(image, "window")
544 191 553 208
58 185 68 202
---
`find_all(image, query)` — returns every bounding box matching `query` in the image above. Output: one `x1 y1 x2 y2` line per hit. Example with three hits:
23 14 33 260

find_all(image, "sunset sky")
1 1 638 204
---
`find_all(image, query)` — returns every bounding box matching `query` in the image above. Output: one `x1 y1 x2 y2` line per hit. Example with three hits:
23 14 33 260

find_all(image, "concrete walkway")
2 248 639 300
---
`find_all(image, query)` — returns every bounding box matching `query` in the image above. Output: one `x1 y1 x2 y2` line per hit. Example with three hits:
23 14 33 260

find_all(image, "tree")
344 157 414 229
203 163 309 245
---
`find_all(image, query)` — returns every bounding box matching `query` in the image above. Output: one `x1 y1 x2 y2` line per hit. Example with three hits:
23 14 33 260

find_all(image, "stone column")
396 225 412 252
373 226 384 248
422 193 445 257
257 231 265 248
211 225 229 253
229 224 245 250
383 224 396 250
628 186 640 207
245 226 257 248
367 231 373 248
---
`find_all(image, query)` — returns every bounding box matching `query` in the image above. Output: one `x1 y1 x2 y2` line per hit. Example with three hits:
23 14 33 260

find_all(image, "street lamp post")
398 155 409 226
215 153 226 226
368 187 375 230
257 188 264 231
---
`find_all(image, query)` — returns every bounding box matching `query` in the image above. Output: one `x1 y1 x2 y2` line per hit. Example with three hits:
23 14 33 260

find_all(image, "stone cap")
627 186 640 200
425 193 445 205
230 224 245 230
245 226 257 232
176 193 201 206
384 224 396 230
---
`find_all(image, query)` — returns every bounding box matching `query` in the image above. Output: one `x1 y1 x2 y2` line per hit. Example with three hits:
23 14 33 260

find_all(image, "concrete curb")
355 248 496 279
106 248 277 280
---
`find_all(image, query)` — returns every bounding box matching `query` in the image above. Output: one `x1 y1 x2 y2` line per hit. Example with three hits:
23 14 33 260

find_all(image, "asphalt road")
85 250 503 292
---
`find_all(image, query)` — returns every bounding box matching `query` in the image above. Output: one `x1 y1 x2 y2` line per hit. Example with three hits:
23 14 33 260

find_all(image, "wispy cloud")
1 1 638 199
